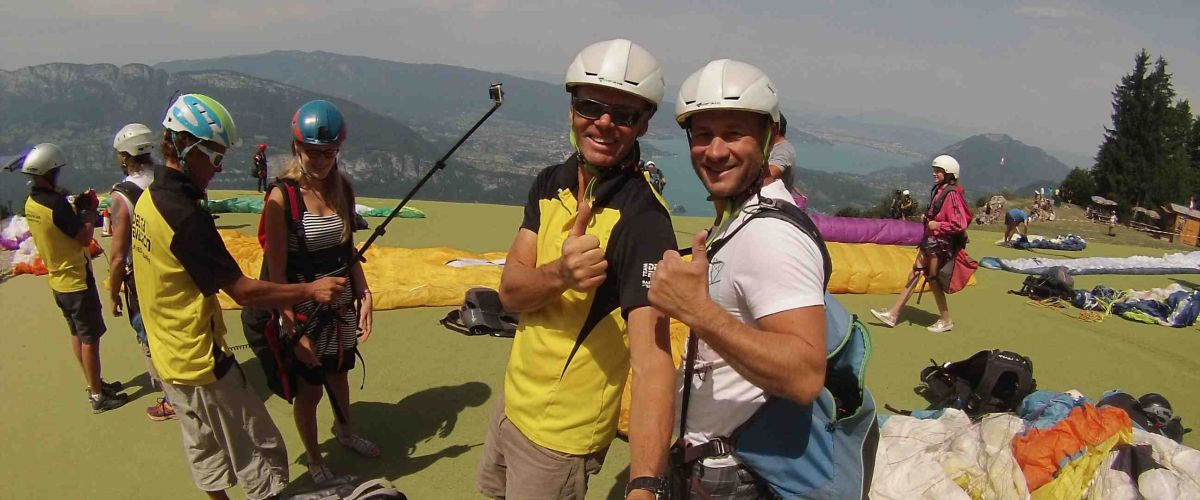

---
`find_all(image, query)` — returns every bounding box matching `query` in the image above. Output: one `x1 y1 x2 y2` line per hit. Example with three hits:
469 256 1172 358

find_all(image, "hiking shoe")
870 309 897 328
90 392 129 414
146 398 176 421
927 319 955 333
101 379 123 396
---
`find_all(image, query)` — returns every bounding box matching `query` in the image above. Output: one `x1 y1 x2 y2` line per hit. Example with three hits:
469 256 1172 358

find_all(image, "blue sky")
2 0 1197 156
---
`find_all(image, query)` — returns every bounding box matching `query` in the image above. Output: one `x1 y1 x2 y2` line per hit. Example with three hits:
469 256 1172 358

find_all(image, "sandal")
334 427 381 458
307 460 336 485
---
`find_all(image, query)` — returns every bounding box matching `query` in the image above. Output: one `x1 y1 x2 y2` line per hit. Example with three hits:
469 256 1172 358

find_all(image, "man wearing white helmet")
899 189 916 219
108 123 176 421
479 39 677 499
650 60 829 498
133 94 346 499
20 142 129 413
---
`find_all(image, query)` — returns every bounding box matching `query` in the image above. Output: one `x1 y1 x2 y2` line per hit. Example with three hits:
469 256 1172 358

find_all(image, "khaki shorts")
162 364 289 500
476 394 608 500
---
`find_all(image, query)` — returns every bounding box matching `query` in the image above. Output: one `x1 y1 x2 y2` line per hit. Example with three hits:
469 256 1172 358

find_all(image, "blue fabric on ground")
1111 289 1200 327
1014 234 1087 251
1018 391 1089 430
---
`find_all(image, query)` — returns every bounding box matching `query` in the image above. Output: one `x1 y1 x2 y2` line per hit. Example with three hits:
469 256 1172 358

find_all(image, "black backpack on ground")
917 349 1037 417
1017 266 1075 301
439 287 519 338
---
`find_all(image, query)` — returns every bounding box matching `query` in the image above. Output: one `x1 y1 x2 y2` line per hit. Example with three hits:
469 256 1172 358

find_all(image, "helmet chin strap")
568 127 612 206
169 131 192 178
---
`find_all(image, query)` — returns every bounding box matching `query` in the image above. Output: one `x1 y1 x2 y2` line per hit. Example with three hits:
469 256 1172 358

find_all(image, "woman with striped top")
263 100 378 484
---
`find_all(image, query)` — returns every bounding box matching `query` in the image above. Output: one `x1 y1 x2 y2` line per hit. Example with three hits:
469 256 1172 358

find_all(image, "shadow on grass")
1170 278 1200 290
864 305 942 329
281 381 492 493
216 223 251 230
606 465 631 499
897 306 942 328
120 371 155 402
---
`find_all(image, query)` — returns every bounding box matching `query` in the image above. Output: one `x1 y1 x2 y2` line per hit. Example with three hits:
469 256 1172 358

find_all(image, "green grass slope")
1 192 1197 499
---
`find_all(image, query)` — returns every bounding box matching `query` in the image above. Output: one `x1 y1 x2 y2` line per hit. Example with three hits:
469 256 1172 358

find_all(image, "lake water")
643 137 916 217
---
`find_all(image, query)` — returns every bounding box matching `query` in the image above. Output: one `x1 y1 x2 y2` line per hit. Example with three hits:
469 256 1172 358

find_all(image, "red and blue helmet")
291 100 347 146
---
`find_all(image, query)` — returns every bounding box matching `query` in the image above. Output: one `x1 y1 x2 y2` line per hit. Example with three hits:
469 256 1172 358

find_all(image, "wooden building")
1163 204 1200 246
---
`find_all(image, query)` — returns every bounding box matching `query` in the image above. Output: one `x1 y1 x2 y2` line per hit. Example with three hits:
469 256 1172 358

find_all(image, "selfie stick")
357 83 505 261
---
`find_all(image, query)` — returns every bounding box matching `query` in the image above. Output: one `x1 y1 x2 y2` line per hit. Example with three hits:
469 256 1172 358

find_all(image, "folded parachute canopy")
810 213 925 246
216 234 974 311
1011 234 1087 251
981 251 1200 275
216 230 501 310
1012 392 1133 499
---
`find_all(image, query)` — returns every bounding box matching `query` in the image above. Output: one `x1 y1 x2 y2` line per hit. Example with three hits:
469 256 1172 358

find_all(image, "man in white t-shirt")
764 114 796 193
649 60 828 498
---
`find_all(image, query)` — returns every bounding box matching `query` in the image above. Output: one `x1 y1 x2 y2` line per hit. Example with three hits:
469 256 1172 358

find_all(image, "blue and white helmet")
162 94 240 148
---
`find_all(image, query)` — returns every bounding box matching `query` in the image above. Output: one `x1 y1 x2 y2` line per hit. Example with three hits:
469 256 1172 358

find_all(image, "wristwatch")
625 476 667 498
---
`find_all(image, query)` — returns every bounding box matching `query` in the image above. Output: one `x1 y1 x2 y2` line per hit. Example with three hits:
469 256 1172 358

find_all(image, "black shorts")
53 276 106 344
293 348 357 386
1005 213 1019 227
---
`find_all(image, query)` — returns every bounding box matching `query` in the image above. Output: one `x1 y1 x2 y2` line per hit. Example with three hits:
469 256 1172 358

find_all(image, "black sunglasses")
571 97 645 127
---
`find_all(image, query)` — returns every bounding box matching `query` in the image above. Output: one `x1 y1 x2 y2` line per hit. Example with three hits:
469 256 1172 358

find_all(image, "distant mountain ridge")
0 62 529 206
869 133 1072 198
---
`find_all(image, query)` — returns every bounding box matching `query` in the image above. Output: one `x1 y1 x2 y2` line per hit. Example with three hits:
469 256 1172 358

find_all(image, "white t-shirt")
675 180 826 465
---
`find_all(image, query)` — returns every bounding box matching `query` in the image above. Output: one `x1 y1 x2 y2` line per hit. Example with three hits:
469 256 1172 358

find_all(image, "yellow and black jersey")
505 153 677 455
131 166 243 386
25 186 89 293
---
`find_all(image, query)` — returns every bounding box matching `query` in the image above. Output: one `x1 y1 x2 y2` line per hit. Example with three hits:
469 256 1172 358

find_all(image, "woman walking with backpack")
262 100 378 484
871 155 971 333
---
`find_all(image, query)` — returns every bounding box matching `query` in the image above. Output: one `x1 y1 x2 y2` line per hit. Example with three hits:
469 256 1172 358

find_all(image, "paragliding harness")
670 197 879 500
908 349 1037 418
439 287 519 338
241 179 362 424
910 183 976 300
1099 391 1192 443
111 180 145 322
1015 266 1075 301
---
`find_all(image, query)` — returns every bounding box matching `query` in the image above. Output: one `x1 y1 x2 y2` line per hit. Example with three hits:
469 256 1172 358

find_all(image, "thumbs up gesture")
649 230 711 325
560 199 607 292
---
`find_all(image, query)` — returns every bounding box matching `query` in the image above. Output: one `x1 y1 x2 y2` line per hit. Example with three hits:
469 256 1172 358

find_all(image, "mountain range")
0 62 528 208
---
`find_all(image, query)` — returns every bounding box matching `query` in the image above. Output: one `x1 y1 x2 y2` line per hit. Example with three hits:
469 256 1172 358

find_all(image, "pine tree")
1093 50 1195 211
1059 167 1096 205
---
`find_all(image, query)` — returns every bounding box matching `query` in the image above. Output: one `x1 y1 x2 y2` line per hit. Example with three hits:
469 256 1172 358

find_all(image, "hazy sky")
2 0 1197 156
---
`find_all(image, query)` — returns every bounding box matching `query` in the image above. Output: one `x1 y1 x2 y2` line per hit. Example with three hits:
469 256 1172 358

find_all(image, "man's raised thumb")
692 230 710 263
569 200 592 237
